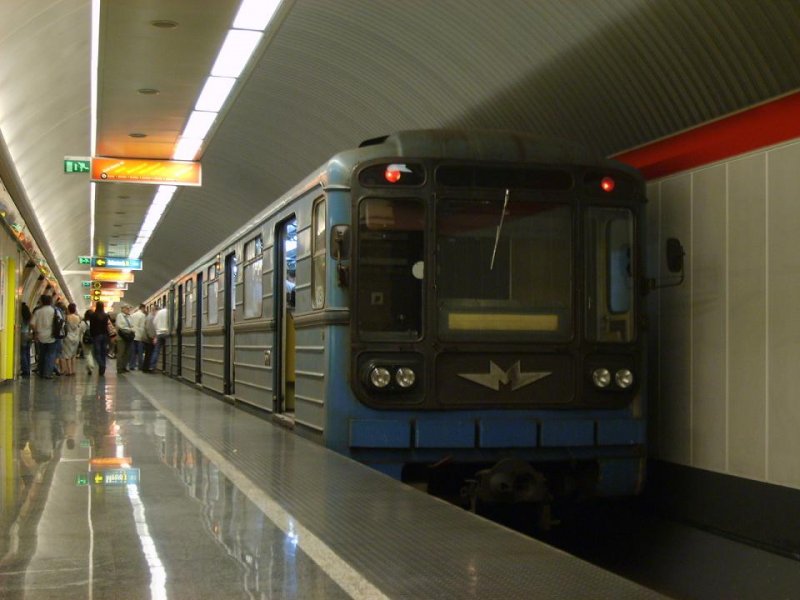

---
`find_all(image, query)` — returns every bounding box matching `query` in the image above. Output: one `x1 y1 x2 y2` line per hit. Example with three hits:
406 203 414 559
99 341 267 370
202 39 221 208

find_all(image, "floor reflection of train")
146 129 683 515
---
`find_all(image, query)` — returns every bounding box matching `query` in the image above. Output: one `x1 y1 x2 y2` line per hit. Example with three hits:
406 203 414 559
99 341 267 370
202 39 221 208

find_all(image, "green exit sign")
82 281 91 287
78 256 91 265
83 294 91 300
64 156 90 173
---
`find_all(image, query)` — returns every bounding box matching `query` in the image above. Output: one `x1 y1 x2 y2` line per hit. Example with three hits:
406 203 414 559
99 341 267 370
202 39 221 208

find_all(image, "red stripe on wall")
613 91 800 180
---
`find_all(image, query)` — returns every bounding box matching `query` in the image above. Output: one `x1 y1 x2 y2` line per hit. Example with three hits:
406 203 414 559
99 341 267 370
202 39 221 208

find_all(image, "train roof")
325 129 642 184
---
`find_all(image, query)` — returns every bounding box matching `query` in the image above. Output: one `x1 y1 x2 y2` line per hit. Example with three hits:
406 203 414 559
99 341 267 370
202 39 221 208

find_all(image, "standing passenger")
116 304 134 373
20 302 32 378
128 304 146 370
30 295 56 379
80 309 96 375
147 304 169 373
142 307 157 373
58 303 81 376
89 301 113 376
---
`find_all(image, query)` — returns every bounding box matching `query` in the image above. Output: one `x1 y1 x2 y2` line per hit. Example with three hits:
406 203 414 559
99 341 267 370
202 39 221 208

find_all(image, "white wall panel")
766 143 800 488
690 165 727 471
727 154 767 480
651 139 800 492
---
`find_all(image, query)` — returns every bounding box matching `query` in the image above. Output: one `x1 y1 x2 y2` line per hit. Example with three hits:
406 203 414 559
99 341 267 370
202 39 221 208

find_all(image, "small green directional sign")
82 281 91 287
78 256 91 265
64 156 90 173
83 294 91 300
76 473 89 486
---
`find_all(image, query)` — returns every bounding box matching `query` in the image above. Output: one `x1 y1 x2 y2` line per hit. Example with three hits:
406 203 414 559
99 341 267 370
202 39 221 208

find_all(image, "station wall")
646 137 800 492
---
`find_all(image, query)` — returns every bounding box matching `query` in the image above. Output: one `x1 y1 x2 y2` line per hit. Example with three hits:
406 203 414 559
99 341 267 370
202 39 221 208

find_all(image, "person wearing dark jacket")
89 301 114 376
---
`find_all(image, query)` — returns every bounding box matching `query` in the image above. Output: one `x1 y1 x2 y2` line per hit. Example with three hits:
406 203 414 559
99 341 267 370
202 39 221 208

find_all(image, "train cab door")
195 271 203 384
223 252 237 396
275 216 297 417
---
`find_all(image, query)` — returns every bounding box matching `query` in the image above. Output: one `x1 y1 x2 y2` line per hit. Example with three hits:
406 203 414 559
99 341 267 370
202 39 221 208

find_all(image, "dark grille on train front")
436 166 573 190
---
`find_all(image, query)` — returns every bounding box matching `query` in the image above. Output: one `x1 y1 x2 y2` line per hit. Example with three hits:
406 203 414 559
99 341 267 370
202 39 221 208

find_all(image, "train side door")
223 252 237 396
274 216 297 416
195 271 203 384
176 283 183 377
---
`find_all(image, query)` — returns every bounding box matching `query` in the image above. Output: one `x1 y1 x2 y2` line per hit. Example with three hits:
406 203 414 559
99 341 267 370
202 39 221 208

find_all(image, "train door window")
276 217 298 415
586 207 634 342
207 264 219 325
185 279 193 327
244 235 263 319
311 198 326 309
357 198 424 340
436 197 572 340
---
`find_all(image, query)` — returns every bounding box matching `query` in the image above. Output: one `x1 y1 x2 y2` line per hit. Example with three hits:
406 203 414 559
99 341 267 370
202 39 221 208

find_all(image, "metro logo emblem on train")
458 361 551 391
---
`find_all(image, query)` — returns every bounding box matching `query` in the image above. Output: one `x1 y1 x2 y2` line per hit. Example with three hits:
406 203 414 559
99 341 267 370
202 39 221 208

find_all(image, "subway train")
144 129 682 514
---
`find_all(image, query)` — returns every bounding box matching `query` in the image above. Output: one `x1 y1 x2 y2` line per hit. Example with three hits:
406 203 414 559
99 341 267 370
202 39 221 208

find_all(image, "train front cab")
322 156 652 505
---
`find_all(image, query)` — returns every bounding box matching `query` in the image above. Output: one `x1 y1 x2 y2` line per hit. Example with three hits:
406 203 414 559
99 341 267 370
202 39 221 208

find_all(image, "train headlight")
395 367 416 388
592 368 611 389
369 367 392 389
615 369 634 389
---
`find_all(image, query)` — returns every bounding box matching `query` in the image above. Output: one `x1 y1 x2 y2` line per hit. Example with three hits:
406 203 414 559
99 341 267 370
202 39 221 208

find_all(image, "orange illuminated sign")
90 457 132 468
91 157 201 186
91 270 135 283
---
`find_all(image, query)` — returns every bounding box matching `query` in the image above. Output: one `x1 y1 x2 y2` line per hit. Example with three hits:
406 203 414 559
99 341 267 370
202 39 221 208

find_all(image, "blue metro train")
145 129 681 513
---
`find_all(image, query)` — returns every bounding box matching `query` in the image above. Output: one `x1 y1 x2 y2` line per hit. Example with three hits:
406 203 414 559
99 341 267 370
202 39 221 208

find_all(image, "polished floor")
0 363 665 599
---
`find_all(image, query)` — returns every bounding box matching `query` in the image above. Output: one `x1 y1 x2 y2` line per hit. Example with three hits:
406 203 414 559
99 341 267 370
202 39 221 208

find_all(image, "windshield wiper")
490 188 510 271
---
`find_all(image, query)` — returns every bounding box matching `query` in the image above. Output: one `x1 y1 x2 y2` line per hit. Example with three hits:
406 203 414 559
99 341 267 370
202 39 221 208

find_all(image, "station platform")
0 364 665 599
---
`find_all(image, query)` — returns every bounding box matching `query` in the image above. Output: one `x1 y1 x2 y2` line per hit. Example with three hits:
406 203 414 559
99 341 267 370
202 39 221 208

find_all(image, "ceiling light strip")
132 1 282 261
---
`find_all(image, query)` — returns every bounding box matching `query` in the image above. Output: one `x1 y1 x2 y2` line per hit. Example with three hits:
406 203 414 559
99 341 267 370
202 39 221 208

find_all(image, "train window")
208 277 219 325
244 236 263 319
185 279 193 327
436 197 572 340
312 199 326 309
585 207 634 342
357 198 424 340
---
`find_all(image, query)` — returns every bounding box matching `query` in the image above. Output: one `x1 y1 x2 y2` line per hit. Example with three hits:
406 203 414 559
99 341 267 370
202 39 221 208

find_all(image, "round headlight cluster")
369 366 417 390
592 368 634 390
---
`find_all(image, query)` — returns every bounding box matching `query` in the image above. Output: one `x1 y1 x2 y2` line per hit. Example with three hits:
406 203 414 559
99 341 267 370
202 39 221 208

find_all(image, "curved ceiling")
1 0 799 306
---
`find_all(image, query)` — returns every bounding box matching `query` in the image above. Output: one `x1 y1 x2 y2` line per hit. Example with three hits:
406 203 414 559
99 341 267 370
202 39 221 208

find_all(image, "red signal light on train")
384 163 411 184
600 176 615 192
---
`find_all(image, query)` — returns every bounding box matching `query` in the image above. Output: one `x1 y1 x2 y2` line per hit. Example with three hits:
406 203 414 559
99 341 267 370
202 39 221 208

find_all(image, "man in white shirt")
30 294 56 378
128 304 146 370
146 305 169 372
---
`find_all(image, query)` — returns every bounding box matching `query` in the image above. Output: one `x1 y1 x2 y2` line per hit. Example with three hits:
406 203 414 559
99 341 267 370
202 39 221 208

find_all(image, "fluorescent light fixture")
129 185 179 260
173 137 204 161
211 29 262 78
182 111 217 140
233 0 282 31
196 76 236 112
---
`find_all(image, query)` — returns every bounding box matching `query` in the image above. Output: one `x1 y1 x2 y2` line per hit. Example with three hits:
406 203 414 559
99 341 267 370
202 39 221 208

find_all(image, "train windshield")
357 198 425 340
436 196 572 340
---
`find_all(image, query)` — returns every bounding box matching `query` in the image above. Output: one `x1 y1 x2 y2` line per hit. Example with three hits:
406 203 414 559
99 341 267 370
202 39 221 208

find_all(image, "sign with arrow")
92 256 143 270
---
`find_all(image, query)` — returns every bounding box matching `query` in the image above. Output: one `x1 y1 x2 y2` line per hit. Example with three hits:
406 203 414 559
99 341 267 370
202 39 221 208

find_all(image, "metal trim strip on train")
144 129 684 511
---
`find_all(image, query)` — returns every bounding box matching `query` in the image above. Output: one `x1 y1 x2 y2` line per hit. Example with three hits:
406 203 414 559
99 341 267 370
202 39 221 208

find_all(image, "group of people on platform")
20 294 168 379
